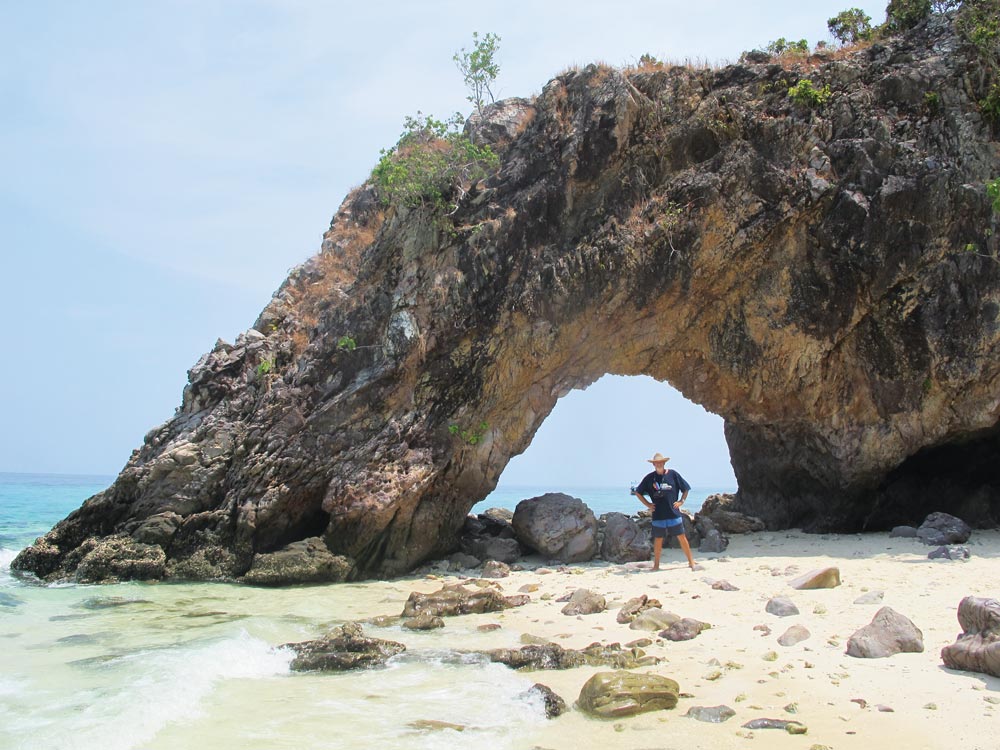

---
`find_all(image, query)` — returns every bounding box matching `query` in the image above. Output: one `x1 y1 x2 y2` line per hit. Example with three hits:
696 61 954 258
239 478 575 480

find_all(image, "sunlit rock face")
14 14 1000 582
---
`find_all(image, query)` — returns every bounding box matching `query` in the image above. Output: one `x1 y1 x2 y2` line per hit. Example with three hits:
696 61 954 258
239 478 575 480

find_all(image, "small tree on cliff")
453 31 501 116
828 8 873 43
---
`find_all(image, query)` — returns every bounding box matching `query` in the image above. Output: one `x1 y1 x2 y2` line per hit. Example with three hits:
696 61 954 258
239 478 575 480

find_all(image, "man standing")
633 452 696 571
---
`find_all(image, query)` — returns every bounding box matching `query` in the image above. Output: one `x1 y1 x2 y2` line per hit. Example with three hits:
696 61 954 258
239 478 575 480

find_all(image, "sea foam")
1 630 292 750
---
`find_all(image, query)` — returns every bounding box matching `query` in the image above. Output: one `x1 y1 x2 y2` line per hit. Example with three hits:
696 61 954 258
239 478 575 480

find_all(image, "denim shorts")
651 517 684 539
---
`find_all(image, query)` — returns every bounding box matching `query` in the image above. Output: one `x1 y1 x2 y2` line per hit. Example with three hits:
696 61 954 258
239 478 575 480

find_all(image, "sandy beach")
379 528 1000 750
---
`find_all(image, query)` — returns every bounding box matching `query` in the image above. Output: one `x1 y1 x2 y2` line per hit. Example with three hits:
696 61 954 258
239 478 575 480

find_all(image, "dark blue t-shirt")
636 469 691 521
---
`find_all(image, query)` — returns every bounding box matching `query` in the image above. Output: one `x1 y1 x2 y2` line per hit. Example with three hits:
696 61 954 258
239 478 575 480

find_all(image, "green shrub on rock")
788 79 832 108
886 0 932 31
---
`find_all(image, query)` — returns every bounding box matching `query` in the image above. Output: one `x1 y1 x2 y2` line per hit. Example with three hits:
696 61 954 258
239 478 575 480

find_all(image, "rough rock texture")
916 511 973 545
600 512 652 562
616 594 662 623
524 683 568 718
482 642 658 670
512 494 598 563
13 13 1000 582
560 588 606 616
661 617 711 641
283 622 406 671
401 582 517 618
697 494 767 534
846 606 925 658
630 607 681 631
940 596 1000 677
240 537 353 585
577 670 679 718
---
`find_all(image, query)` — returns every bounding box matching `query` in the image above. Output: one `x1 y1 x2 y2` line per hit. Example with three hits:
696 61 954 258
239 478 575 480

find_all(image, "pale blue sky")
1 1 886 484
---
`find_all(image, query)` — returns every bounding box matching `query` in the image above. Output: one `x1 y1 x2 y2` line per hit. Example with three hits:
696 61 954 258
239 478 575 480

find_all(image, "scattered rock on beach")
512 494 598 563
846 607 924 658
890 526 918 538
686 705 736 723
766 597 800 617
481 560 511 578
661 618 711 641
284 622 406 672
447 552 482 570
928 545 970 561
778 625 811 646
560 588 606 616
616 594 662 623
789 567 841 590
742 717 808 734
522 683 568 718
711 579 739 591
854 591 885 605
941 596 1000 677
577 670 679 718
630 607 681 631
916 512 972 546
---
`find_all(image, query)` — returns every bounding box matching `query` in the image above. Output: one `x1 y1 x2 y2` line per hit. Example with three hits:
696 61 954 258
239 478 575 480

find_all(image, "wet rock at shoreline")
522 683 568 718
284 622 406 672
241 537 353 586
73 536 166 584
401 583 511 618
512 494 598 563
401 613 444 630
941 596 1000 677
846 607 924 658
482 641 658 671
577 670 679 718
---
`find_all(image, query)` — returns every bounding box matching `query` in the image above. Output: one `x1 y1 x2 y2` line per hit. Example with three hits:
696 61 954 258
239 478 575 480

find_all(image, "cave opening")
472 374 736 518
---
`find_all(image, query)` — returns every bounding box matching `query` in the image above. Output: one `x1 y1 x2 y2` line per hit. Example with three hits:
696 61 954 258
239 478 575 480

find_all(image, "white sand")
394 529 1000 750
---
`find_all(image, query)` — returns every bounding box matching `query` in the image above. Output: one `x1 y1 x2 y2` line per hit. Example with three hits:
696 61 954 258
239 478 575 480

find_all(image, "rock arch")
15 16 1000 582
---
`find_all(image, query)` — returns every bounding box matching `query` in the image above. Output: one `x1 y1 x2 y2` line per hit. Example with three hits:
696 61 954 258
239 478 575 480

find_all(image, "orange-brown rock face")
14 14 1000 582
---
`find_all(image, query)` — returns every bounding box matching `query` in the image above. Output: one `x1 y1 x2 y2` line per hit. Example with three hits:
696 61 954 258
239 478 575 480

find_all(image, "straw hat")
647 452 670 464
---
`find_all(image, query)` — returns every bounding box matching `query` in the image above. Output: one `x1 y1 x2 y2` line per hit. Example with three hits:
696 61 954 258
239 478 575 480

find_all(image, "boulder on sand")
577 670 679 718
600 512 652 563
846 607 924 658
940 596 1000 677
512 493 598 563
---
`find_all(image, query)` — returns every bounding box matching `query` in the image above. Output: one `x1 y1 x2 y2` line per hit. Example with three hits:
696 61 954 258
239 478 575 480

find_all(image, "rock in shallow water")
283 622 406 672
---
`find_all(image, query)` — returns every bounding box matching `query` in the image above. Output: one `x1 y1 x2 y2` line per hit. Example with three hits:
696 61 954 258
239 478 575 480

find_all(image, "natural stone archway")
14 15 1000 583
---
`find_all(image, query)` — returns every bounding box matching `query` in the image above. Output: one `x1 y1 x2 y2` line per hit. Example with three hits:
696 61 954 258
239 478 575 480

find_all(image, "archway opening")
472 374 736 517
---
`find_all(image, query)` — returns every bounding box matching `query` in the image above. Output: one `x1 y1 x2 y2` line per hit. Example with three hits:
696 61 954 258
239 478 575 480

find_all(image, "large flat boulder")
577 670 679 718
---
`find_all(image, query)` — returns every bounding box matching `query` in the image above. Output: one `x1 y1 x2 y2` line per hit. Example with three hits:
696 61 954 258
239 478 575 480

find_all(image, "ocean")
0 473 734 750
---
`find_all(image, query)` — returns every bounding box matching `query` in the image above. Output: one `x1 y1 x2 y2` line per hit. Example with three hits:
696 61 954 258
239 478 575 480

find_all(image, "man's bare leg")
652 537 663 570
677 534 696 569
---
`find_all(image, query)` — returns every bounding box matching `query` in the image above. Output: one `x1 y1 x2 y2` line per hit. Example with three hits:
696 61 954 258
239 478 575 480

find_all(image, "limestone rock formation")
12 12 1000 582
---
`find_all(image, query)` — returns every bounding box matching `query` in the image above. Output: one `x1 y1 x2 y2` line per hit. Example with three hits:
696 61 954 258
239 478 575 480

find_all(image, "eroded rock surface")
283 622 405 672
577 670 679 718
13 13 1000 582
940 596 1000 677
